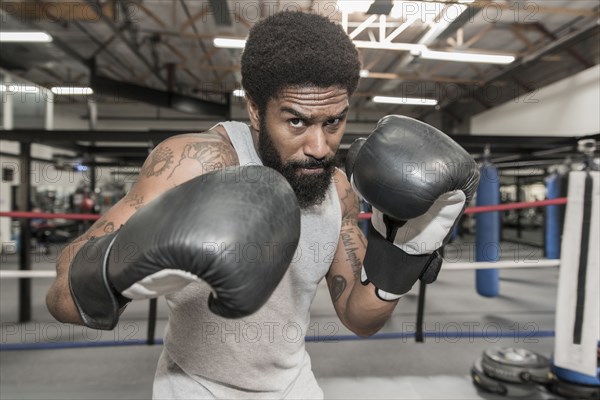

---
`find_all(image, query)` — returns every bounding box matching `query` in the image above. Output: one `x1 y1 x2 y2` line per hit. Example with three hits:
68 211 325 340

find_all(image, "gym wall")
471 64 600 136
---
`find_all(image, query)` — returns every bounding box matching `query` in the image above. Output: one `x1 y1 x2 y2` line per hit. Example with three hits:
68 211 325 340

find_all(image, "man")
46 11 478 399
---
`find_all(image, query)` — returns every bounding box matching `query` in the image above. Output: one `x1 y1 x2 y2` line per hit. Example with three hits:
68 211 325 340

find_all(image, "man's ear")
246 97 260 131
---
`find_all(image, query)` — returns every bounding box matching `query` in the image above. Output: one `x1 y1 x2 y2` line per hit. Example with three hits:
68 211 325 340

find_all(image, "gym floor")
1 231 561 399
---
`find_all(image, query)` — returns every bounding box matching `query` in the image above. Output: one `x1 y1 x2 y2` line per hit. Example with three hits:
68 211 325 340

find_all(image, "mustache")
287 157 336 170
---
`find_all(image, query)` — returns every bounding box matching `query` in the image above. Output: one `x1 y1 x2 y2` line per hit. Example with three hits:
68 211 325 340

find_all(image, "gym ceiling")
1 0 599 167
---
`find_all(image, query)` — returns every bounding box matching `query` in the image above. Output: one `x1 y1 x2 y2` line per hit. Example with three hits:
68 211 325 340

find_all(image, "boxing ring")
0 196 569 348
1 169 598 393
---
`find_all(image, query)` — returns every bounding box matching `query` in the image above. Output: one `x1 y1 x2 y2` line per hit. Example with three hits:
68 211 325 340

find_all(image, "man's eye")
289 118 304 128
327 118 341 126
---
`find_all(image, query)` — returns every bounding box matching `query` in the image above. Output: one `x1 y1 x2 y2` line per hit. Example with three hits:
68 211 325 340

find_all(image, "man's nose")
303 126 329 160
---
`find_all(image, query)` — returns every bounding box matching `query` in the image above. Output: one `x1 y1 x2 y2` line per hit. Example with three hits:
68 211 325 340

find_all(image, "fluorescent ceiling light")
0 84 41 93
211 37 514 65
0 31 52 43
233 89 245 97
356 41 514 64
373 96 437 106
359 69 370 78
419 49 515 64
213 38 246 49
51 87 93 95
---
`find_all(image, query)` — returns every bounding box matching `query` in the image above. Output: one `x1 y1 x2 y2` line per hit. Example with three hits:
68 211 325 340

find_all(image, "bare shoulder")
119 128 239 212
140 128 240 187
333 168 359 222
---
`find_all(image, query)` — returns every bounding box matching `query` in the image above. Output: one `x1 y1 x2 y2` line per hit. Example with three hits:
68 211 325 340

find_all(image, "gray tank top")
159 121 341 398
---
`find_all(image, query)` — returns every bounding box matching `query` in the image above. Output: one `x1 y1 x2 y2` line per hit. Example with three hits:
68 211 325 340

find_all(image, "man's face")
251 86 349 209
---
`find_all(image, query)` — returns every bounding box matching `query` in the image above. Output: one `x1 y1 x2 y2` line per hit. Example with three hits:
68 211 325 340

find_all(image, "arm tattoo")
168 141 238 179
140 146 174 178
70 217 112 244
339 184 364 277
90 217 108 232
124 192 144 210
70 235 88 245
330 275 347 303
340 187 359 222
340 225 364 278
87 217 116 235
103 222 115 233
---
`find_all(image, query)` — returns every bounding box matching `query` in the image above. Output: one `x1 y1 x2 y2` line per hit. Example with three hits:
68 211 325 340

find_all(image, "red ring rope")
0 197 568 221
0 211 100 221
356 197 568 220
463 197 568 215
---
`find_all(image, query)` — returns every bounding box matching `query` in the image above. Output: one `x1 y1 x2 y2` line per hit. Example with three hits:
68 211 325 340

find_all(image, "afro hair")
241 11 361 113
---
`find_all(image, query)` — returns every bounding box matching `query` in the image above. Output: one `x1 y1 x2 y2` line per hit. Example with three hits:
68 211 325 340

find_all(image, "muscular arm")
326 169 398 337
46 130 239 324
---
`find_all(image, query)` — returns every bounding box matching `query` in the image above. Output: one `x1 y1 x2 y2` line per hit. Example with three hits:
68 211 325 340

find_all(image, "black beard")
257 119 335 209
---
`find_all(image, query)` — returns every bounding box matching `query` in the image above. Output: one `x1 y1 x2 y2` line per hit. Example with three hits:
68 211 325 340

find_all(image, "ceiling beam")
1 130 185 144
533 22 595 69
137 2 167 29
179 0 220 83
90 74 229 116
71 21 135 80
82 0 167 87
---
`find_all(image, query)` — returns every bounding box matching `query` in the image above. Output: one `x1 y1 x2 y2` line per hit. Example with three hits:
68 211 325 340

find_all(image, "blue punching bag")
545 171 561 259
476 163 500 297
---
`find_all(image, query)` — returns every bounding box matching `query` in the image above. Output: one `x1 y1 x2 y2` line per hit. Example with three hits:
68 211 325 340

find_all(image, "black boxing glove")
346 115 479 301
69 165 300 330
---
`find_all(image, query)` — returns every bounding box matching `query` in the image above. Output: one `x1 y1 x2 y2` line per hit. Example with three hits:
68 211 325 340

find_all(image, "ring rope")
0 259 560 280
0 211 99 221
0 197 569 222
358 197 567 219
463 197 567 215
0 197 565 280
441 259 560 271
0 270 57 279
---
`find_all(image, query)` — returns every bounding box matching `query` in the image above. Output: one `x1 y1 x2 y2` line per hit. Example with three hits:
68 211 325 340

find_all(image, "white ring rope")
0 270 57 279
0 259 561 279
442 259 560 270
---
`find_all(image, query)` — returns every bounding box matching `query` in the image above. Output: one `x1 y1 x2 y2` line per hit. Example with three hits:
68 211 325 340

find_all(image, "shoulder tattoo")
168 140 239 179
140 146 174 178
